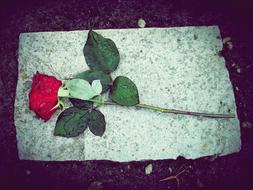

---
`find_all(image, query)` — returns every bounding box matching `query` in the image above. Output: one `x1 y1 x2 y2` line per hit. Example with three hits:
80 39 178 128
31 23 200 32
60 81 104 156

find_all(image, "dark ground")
0 0 253 189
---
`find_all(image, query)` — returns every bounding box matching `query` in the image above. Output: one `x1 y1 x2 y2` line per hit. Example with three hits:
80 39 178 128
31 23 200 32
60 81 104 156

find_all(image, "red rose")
29 71 62 121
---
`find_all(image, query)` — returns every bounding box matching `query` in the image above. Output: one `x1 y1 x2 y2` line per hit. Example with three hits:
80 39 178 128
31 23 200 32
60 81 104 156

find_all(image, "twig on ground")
160 169 188 189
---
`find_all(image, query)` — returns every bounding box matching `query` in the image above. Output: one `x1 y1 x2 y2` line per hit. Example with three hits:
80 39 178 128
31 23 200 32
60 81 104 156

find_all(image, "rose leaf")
69 98 94 109
88 109 106 137
54 107 90 137
83 30 120 74
54 107 106 137
75 70 112 93
58 86 70 97
109 76 139 106
65 79 101 100
91 80 103 95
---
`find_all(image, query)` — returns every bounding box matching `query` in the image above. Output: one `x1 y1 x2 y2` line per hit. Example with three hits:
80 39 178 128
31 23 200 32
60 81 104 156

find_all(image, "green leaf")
92 80 103 94
92 96 105 106
83 30 120 74
76 70 112 93
54 107 90 137
109 76 139 106
69 98 93 109
54 107 106 138
64 79 102 100
58 86 70 97
88 110 106 137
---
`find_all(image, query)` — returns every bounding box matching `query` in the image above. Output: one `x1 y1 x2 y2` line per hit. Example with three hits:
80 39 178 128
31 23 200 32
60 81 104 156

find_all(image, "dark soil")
0 0 253 189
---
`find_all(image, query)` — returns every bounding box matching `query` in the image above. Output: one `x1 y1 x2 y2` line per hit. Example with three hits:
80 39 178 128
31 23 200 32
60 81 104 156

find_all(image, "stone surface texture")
15 26 240 161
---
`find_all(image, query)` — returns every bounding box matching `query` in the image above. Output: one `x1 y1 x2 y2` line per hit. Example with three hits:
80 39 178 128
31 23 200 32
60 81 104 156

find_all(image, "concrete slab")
15 26 241 161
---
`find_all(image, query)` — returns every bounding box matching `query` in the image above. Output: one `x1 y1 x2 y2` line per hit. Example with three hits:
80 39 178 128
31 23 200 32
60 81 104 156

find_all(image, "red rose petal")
29 71 62 121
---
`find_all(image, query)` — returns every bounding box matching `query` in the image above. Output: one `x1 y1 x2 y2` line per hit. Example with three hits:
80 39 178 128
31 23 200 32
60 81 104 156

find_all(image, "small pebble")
196 178 204 188
237 68 241 73
242 121 252 129
222 37 231 44
227 41 233 50
26 170 31 175
138 18 146 28
222 37 233 50
88 181 103 190
145 163 153 175
168 167 172 174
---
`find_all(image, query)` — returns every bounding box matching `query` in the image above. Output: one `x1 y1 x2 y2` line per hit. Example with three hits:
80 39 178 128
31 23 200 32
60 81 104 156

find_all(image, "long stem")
90 99 235 119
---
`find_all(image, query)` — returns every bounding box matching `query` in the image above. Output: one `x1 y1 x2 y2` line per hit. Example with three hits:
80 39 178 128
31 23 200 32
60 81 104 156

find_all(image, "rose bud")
29 71 62 121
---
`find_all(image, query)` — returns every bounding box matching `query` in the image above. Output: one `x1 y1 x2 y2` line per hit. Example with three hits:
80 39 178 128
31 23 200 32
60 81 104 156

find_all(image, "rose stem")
89 99 235 119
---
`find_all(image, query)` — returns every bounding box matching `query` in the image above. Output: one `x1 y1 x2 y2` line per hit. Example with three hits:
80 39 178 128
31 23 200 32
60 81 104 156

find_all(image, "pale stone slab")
15 26 241 161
